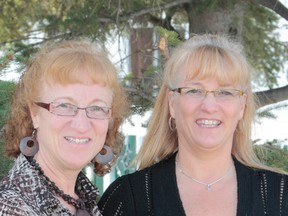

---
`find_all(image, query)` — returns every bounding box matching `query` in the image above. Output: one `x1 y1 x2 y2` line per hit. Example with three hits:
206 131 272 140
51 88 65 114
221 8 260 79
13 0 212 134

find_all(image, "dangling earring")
168 117 176 131
19 129 39 157
95 145 113 165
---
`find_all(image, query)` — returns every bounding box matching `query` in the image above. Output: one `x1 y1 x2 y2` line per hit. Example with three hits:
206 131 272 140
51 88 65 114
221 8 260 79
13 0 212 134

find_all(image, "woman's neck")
28 156 89 214
33 153 79 196
176 147 234 181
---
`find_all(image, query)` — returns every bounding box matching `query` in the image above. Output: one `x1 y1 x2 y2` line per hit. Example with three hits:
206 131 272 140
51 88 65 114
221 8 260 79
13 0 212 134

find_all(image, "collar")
4 154 99 214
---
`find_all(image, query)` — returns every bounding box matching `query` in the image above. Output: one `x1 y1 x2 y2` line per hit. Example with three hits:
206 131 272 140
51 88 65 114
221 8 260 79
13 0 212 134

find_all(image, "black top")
99 153 288 216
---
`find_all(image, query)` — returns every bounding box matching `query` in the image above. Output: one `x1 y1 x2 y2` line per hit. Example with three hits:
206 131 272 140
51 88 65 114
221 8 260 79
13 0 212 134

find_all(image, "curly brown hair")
3 39 129 175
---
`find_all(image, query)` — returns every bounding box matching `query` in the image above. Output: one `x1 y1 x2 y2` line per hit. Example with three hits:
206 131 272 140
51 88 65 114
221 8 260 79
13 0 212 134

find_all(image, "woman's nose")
70 109 91 131
200 93 219 112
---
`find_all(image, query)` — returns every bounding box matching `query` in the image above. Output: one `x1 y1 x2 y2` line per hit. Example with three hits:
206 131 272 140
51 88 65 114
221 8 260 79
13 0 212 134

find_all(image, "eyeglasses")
171 87 244 101
35 102 111 119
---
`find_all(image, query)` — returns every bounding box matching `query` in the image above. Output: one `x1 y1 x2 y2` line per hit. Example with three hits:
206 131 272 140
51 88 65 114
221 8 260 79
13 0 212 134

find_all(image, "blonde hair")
136 34 279 172
3 39 129 175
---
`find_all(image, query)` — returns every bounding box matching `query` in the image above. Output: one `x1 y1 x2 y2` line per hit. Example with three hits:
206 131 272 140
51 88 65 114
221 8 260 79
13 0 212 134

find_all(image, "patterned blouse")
0 154 102 216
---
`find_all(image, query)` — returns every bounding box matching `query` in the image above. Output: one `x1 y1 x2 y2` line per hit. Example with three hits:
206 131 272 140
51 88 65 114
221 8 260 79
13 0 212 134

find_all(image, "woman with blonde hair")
0 39 129 215
99 34 288 216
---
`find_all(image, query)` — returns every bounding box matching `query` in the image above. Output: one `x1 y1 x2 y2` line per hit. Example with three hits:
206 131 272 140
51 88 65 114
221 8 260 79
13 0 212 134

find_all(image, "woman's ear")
29 105 39 129
239 94 247 120
168 91 175 118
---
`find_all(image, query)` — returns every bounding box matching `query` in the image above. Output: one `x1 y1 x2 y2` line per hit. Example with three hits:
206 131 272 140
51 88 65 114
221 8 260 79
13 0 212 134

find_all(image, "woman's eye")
90 106 102 111
58 103 70 108
57 103 75 110
187 88 202 94
218 90 233 96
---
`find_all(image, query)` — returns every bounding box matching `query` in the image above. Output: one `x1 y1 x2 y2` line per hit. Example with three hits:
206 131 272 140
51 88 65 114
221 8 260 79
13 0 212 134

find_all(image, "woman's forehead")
177 65 240 86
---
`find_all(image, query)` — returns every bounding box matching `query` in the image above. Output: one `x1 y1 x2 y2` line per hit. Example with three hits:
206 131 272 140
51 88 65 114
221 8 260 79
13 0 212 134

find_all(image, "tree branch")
256 85 288 108
121 0 190 21
255 0 288 21
84 0 191 25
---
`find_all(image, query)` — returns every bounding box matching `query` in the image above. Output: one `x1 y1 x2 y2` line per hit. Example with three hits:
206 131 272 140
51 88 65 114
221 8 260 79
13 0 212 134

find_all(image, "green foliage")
255 142 288 172
0 51 14 72
155 26 181 47
123 76 157 115
0 0 286 117
0 139 14 180
190 0 217 16
257 109 277 120
256 102 288 123
0 80 15 128
0 81 16 180
0 0 286 91
0 0 38 42
243 3 288 88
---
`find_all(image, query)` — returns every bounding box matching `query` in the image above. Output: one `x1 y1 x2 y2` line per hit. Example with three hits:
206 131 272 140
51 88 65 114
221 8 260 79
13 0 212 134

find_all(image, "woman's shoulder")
234 158 288 179
100 162 155 195
0 187 37 215
117 153 176 185
0 155 61 215
98 154 176 215
98 171 136 215
100 154 176 197
0 186 23 200
110 153 175 183
235 158 288 198
0 172 43 215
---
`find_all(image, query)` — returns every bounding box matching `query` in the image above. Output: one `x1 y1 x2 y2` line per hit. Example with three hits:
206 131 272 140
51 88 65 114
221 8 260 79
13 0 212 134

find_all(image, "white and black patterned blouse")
0 154 102 216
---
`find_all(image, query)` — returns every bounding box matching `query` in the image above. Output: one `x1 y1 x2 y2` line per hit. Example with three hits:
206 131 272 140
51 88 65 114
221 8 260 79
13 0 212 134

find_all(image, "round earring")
95 145 113 165
19 129 39 157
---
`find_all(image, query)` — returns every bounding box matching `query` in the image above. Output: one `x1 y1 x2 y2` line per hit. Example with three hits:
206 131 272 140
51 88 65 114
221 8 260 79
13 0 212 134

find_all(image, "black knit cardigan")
99 153 288 216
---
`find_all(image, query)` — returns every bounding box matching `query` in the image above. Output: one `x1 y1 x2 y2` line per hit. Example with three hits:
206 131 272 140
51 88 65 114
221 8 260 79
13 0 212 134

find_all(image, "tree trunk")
186 1 245 40
130 28 154 78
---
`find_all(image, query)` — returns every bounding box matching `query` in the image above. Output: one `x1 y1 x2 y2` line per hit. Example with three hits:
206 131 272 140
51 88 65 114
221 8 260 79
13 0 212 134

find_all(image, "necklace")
176 161 233 191
28 157 91 216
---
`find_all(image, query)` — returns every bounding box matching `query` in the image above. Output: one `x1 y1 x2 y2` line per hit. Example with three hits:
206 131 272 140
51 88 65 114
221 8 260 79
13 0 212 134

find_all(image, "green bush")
0 80 15 128
255 141 288 172
0 80 15 180
0 139 14 180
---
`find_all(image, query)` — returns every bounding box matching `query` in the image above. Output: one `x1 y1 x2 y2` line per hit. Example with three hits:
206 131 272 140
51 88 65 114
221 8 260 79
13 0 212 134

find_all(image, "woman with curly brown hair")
0 39 129 215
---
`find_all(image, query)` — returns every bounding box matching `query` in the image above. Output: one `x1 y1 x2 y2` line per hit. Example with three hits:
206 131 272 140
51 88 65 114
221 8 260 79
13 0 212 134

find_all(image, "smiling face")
168 78 246 153
31 80 113 172
166 41 250 155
